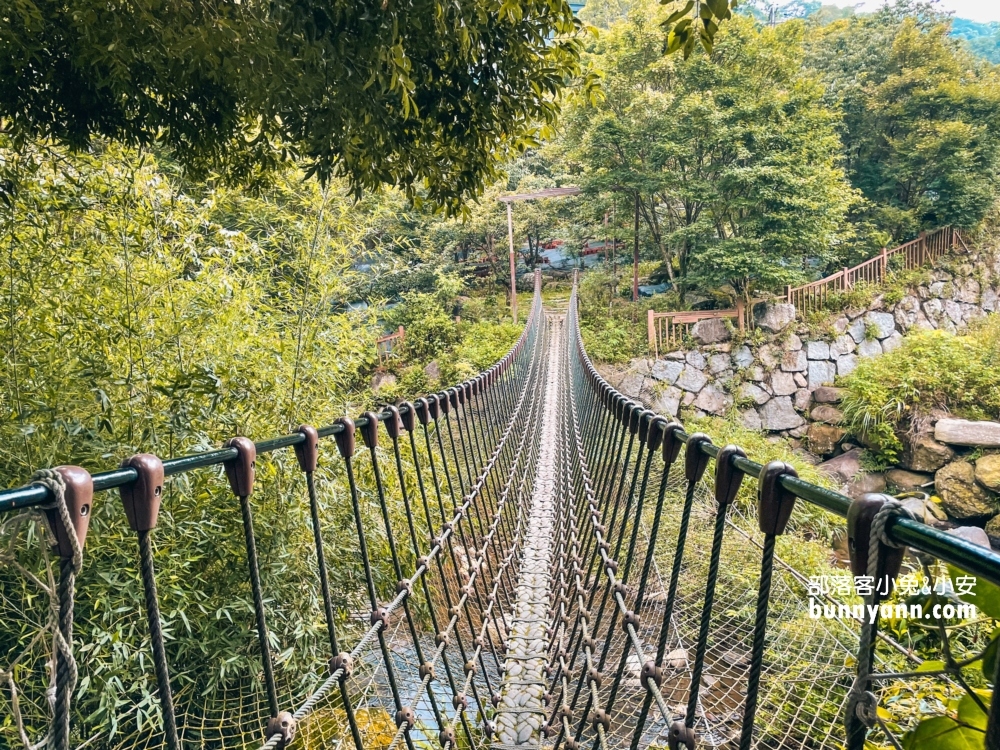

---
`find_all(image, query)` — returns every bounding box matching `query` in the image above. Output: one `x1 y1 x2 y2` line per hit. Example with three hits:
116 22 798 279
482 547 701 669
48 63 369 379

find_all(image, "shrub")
839 317 1000 462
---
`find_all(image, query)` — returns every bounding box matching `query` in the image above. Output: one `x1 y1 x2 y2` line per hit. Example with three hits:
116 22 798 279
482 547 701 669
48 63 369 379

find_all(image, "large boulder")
741 409 763 431
758 396 805 431
810 405 844 425
976 454 1000 492
807 424 845 456
651 359 684 384
781 349 808 373
691 317 731 345
769 371 797 397
864 311 896 340
836 354 859 377
807 360 836 390
753 302 796 333
847 472 887 500
899 433 955 473
935 419 1000 448
818 447 863 484
739 382 771 406
675 366 708 393
886 468 933 491
805 340 830 360
694 384 732 416
812 386 845 404
935 460 998 520
654 386 683 417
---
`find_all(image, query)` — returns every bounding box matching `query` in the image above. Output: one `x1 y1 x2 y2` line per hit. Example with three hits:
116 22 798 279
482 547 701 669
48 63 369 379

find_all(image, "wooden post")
632 193 640 303
842 268 850 290
736 299 746 333
506 201 517 323
880 247 887 281
785 284 791 304
648 308 657 355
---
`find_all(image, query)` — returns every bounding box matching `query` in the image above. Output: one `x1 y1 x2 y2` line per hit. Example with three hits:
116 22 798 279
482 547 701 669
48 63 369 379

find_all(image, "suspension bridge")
2 272 1000 750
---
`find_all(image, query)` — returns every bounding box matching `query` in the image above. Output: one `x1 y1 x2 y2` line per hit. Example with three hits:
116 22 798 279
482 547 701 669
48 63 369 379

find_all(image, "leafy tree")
806 4 1000 240
0 0 585 208
560 12 855 300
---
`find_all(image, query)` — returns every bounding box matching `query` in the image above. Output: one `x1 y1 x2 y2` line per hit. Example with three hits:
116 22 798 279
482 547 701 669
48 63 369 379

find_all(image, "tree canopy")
0 0 584 208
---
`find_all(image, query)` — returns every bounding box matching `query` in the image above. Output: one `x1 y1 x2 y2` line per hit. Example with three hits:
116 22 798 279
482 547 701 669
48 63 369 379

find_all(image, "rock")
424 360 441 380
618 371 645 398
651 359 684 384
769 371 797 396
694 384 732 416
836 354 859 377
886 468 933 491
832 316 850 334
371 371 397 392
682 391 697 407
956 278 981 304
707 353 731 375
901 496 948 525
986 515 1000 545
810 405 844 425
753 301 796 333
794 388 813 411
807 424 845 456
759 396 805 431
733 345 754 369
757 344 780 369
741 408 763 431
880 332 904 352
847 318 867 343
936 461 997 519
781 349 808 373
983 287 998 313
794 372 808 388
739 382 771 406
631 358 651 376
789 424 809 438
807 360 836 390
806 341 830 360
812 386 845 403
829 335 856 358
686 350 707 369
819 448 863 483
664 648 688 670
786 333 803 351
848 472 887 500
654 386 683 417
944 299 964 325
857 339 882 358
691 317 731 345
900 434 955 473
865 311 896 340
976 454 1000 492
948 526 992 549
935 419 1000 448
663 350 686 361
676 367 708 393
894 295 922 332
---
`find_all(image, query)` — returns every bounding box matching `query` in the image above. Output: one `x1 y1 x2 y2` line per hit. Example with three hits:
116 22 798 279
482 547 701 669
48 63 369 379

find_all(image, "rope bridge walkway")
2 271 1000 750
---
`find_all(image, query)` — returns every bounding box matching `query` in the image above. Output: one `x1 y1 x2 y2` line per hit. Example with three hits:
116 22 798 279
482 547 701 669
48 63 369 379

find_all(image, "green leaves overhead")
0 0 585 210
661 0 736 57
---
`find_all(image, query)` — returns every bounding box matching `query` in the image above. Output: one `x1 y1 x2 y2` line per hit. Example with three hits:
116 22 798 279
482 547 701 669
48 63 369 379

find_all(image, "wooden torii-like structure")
498 186 581 321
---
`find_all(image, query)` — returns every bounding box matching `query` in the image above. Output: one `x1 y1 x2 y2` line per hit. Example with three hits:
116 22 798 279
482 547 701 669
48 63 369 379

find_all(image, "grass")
839 316 1000 463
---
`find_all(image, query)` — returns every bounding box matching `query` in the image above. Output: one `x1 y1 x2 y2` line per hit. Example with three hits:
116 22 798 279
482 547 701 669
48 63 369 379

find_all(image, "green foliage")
661 0 739 58
806 6 1000 240
839 317 1000 461
560 12 856 300
0 139 444 742
0 0 586 209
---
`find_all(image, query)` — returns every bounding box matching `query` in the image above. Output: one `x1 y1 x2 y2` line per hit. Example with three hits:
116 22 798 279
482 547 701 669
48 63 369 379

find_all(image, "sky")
827 0 1000 23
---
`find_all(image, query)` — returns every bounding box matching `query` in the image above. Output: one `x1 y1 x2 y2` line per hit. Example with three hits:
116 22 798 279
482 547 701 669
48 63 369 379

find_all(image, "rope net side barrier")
0 269 999 750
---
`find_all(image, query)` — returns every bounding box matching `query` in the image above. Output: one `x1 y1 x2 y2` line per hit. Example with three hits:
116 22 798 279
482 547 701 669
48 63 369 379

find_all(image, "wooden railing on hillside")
785 227 960 315
376 325 405 364
647 299 755 357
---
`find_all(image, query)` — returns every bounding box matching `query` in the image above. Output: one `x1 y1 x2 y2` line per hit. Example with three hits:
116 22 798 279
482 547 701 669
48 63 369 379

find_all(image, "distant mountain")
950 17 1000 63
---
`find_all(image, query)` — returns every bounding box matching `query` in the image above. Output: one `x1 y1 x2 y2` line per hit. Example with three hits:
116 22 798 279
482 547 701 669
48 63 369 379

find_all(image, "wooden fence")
376 326 405 364
647 299 754 357
785 227 960 315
